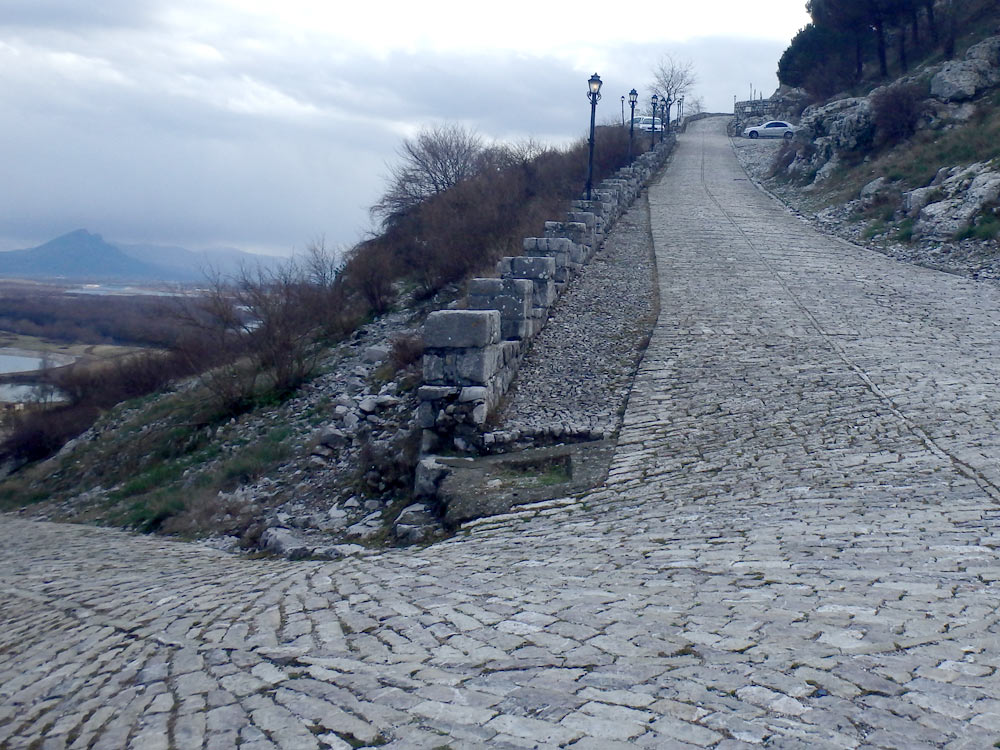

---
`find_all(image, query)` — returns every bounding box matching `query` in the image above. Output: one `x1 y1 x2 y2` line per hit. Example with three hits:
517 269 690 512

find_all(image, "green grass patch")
214 428 294 490
111 462 186 500
955 213 1000 241
895 217 916 243
122 490 187 533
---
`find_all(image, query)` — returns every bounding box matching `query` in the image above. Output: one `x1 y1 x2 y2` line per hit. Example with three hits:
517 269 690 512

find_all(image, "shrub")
367 125 635 297
0 403 99 466
387 333 424 372
872 83 924 148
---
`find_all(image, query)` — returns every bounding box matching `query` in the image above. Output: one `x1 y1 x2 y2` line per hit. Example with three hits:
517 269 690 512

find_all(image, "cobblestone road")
4 117 1000 749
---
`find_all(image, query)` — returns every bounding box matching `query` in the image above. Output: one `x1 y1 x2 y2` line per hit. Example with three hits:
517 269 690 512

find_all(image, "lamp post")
678 96 684 122
620 95 625 126
650 94 658 150
660 100 667 142
585 73 602 200
627 88 637 164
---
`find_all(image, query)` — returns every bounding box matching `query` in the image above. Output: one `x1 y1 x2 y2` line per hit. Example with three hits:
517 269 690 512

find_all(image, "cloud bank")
0 0 801 254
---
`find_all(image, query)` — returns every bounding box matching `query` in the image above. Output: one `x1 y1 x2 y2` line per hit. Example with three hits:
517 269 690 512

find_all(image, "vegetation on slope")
0 124 643 537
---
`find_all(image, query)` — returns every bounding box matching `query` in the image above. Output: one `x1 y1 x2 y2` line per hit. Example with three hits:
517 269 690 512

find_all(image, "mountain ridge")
0 229 285 282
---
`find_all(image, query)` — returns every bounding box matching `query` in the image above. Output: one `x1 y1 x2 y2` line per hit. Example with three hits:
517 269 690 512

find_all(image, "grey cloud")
0 0 158 29
0 10 791 255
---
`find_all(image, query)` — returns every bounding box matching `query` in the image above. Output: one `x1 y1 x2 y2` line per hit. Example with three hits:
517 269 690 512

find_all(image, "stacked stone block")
522 236 579 285
467 278 533 341
497 256 558 338
418 136 675 454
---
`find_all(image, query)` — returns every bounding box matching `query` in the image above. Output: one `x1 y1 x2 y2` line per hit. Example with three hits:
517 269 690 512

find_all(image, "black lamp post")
659 100 667 142
678 96 684 123
627 88 637 163
650 94 658 150
585 73 602 200
620 95 625 126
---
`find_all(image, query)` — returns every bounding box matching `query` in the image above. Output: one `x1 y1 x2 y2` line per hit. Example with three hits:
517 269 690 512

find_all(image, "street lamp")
678 96 684 122
585 73 602 200
628 88 638 164
620 95 625 126
650 94 658 150
660 99 667 142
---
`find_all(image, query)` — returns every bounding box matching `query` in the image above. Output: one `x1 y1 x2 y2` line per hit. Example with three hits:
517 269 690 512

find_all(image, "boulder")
346 511 383 541
859 177 891 208
914 163 1000 240
930 59 995 101
901 186 941 217
260 527 312 559
966 35 1000 73
413 456 449 498
318 427 349 449
362 344 390 364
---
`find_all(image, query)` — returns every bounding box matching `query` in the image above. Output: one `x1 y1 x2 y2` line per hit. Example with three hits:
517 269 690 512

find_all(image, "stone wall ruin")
416 139 675 458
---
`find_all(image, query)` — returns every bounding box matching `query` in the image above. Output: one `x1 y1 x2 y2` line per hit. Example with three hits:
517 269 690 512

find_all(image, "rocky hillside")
751 34 1000 282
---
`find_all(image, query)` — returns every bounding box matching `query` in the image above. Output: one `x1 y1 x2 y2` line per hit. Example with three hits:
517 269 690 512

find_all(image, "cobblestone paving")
4 116 1000 749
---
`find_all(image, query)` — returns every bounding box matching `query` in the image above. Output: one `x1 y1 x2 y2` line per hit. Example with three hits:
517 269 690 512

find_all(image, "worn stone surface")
4 117 1000 749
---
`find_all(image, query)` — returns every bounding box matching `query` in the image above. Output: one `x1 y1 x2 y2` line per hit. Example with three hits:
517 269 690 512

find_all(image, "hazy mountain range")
0 230 285 282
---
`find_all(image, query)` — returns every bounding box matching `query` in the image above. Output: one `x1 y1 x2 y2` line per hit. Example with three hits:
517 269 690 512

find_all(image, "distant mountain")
0 230 285 283
119 242 285 278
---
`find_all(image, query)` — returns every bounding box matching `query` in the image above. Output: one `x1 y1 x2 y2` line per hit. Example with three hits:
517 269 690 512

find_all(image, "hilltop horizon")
0 228 286 283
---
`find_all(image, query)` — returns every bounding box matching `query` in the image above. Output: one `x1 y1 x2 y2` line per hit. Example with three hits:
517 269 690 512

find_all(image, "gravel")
493 194 658 445
730 135 1000 286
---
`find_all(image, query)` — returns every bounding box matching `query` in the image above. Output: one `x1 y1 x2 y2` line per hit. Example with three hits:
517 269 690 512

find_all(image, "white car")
743 121 797 139
631 116 662 133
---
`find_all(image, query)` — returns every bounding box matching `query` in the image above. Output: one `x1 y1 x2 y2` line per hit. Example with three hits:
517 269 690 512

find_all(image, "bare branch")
651 54 697 108
372 124 486 226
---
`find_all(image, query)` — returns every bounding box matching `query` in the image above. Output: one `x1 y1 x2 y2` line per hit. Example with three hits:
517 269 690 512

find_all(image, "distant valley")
0 229 285 283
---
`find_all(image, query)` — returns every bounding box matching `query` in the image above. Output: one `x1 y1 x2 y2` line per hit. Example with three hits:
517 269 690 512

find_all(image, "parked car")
631 116 662 133
743 121 797 139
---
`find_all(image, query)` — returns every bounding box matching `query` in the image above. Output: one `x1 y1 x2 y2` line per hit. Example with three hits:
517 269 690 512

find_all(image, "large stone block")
468 278 532 318
455 346 501 384
567 211 596 232
468 277 533 341
422 346 501 386
423 309 501 349
499 256 558 309
544 221 591 248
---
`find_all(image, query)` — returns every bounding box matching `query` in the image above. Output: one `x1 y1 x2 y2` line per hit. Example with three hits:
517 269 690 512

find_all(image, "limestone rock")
914 163 1000 240
414 456 449 498
361 344 390 364
345 511 383 541
259 527 312 559
930 59 995 102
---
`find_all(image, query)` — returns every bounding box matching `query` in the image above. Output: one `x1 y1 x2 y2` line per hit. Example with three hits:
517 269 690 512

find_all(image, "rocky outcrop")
931 37 1000 101
779 34 1000 187
911 162 1000 240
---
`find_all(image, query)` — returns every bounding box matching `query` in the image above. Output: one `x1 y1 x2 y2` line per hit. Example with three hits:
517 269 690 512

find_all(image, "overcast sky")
0 0 810 256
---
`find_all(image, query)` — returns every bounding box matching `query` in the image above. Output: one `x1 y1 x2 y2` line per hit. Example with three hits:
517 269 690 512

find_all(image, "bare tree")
171 259 331 414
651 54 697 115
372 124 485 226
686 96 705 115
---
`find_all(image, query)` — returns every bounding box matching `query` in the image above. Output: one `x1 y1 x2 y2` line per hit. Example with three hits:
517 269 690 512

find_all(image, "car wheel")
783 131 793 140
748 131 758 139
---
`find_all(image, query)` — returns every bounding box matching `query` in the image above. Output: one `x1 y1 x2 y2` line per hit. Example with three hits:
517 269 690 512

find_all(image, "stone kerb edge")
417 139 673 463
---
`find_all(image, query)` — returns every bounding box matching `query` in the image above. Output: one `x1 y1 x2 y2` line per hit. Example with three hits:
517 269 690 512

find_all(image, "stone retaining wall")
417 138 675 455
